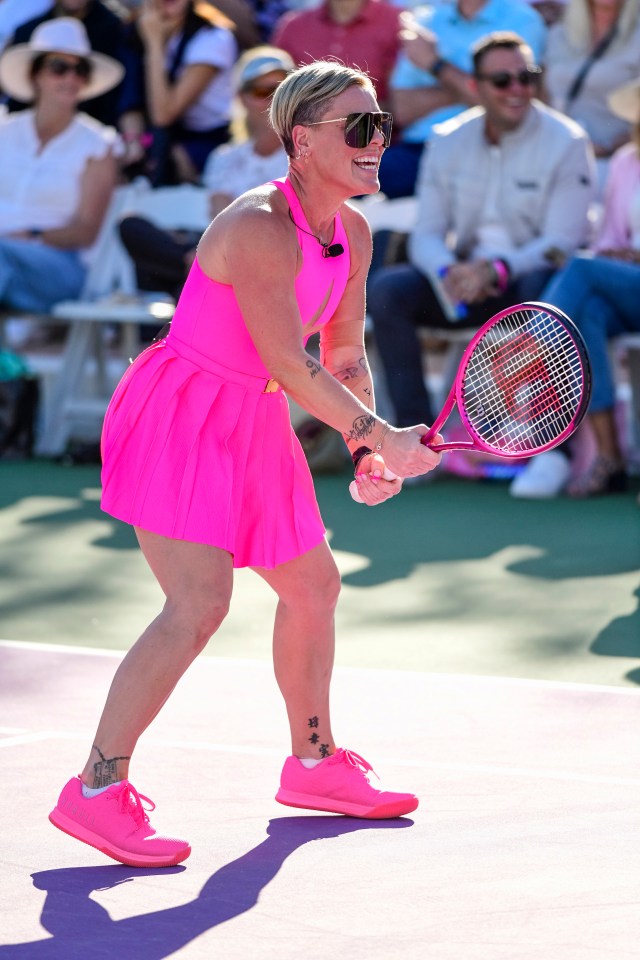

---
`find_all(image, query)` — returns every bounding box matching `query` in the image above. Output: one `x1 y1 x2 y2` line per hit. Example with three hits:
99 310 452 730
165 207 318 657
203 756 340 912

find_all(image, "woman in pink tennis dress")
49 60 442 868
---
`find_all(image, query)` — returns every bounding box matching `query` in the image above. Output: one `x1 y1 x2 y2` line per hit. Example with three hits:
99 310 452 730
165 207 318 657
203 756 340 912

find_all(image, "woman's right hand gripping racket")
350 302 592 501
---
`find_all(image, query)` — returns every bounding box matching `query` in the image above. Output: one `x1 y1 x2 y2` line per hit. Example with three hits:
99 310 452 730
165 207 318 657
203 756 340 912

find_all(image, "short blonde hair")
270 60 375 156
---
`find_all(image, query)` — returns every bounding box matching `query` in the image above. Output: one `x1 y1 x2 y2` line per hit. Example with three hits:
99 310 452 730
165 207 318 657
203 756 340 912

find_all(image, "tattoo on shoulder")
306 359 321 379
91 744 130 788
346 414 374 442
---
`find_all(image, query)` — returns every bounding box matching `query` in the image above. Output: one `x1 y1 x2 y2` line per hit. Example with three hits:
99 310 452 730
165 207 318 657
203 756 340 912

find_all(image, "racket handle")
349 467 398 503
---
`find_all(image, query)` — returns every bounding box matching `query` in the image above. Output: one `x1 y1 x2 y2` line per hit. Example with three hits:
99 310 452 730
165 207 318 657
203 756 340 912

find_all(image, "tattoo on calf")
306 359 321 379
92 744 130 788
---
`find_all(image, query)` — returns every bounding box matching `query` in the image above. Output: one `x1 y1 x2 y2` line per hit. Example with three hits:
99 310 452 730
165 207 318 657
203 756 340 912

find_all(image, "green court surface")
1 459 638 687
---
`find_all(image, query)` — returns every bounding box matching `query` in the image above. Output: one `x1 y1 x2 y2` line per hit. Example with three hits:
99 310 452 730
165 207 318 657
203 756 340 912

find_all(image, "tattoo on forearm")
306 359 321 379
345 414 375 442
91 744 130 788
363 386 371 398
338 365 361 383
359 357 369 374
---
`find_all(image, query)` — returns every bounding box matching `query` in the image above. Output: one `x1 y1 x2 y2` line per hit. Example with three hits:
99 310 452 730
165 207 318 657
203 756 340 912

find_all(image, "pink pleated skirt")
100 337 326 569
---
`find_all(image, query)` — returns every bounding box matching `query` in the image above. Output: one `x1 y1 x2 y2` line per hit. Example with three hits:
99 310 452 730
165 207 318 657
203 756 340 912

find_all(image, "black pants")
119 216 202 301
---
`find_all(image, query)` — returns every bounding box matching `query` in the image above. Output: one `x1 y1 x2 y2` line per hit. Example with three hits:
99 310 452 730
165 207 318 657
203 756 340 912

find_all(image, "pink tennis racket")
351 301 591 500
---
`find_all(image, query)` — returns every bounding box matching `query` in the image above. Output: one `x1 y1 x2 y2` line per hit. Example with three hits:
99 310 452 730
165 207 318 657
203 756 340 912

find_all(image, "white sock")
82 781 122 798
299 758 324 769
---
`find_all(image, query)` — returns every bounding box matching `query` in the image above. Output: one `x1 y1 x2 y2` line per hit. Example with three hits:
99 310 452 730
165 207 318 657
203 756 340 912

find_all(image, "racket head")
452 301 592 458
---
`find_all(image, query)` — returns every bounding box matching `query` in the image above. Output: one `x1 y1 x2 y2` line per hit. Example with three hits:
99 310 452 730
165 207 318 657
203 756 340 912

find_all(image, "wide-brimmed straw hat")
608 76 640 124
0 18 124 103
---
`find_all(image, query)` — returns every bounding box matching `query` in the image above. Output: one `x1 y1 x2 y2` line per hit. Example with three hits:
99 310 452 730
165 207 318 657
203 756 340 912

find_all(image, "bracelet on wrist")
492 259 510 292
351 445 372 473
373 421 391 454
430 58 447 78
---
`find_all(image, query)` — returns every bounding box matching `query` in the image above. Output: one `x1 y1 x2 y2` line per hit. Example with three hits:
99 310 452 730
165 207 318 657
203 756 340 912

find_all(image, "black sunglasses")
43 56 92 80
476 67 541 90
307 111 393 148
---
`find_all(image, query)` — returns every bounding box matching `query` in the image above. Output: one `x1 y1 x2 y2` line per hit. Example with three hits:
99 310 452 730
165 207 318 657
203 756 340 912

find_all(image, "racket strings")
462 308 586 454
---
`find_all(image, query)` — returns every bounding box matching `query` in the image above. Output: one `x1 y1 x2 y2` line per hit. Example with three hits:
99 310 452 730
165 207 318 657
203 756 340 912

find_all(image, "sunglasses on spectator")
306 111 393 148
43 56 92 80
244 83 280 100
476 66 541 90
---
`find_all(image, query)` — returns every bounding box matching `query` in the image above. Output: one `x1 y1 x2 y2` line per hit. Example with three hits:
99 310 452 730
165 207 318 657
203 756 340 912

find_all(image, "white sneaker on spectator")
509 451 571 499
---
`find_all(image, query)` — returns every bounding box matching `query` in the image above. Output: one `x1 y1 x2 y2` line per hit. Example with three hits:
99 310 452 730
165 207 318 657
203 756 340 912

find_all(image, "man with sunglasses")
380 0 546 198
369 32 595 438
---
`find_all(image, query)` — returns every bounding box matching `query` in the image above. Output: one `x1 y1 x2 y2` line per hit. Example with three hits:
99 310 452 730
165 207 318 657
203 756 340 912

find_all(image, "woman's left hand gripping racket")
350 301 591 501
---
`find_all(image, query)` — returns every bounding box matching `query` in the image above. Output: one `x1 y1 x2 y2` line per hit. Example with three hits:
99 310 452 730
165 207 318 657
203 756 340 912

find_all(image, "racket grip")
349 467 398 503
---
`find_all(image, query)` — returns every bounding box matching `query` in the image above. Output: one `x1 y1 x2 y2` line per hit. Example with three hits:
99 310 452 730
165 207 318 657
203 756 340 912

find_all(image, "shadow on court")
0 817 411 960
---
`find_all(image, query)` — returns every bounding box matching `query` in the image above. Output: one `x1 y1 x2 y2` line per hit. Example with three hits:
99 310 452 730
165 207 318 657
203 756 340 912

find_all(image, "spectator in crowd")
522 0 568 28
379 0 547 198
0 18 122 320
4 0 127 127
542 0 640 191
119 44 292 298
0 0 52 54
368 31 595 432
271 0 403 107
119 0 238 185
512 74 640 498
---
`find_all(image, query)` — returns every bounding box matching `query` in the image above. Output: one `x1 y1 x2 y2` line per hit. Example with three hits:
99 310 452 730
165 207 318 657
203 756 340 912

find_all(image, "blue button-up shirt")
392 0 546 143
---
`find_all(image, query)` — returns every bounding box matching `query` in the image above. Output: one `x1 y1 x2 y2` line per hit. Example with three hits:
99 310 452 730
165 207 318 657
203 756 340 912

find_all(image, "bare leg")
80 530 234 787
253 539 341 760
589 409 623 463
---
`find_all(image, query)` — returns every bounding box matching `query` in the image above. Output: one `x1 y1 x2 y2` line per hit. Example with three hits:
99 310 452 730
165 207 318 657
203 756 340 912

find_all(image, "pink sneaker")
275 748 419 818
49 777 191 867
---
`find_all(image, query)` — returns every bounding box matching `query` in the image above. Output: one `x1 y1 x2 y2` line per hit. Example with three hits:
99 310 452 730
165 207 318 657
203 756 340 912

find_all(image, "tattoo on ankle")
319 743 330 758
91 744 130 788
307 716 319 728
309 732 320 745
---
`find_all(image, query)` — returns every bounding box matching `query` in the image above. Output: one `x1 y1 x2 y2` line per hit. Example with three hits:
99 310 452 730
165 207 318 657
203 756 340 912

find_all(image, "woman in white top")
0 18 122 313
118 45 291 298
543 0 640 188
121 0 238 184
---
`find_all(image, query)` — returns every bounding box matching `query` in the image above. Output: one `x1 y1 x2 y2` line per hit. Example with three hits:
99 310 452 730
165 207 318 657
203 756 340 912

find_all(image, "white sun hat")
0 17 124 103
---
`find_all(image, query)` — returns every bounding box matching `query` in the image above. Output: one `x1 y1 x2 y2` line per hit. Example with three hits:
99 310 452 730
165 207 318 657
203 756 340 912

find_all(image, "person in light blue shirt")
379 0 546 196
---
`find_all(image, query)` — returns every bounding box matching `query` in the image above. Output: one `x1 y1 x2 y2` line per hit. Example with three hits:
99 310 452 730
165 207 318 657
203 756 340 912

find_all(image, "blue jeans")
541 255 640 412
368 262 553 425
0 238 86 313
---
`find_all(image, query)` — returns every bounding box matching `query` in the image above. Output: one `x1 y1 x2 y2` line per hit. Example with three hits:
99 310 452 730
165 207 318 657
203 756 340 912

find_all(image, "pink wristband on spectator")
492 259 510 292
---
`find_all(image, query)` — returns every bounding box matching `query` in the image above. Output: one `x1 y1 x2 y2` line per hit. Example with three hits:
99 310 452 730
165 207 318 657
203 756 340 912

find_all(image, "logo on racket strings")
491 331 563 422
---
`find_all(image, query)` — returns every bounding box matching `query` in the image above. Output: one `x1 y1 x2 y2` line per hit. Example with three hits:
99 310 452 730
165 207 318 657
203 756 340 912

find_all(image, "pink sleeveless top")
101 178 352 568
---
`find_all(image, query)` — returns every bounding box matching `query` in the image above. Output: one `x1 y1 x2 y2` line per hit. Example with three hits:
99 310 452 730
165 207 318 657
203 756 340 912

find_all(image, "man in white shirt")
368 30 594 429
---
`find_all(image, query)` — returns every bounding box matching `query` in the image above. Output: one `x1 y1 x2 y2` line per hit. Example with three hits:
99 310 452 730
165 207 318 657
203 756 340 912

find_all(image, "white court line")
1 638 639 697
2 729 639 788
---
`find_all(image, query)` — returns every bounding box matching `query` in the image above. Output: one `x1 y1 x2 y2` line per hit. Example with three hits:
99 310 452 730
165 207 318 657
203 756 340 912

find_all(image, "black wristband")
351 446 372 472
430 58 447 78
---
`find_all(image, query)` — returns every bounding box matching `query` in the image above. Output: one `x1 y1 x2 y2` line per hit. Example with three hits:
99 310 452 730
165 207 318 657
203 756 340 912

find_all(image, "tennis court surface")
0 462 639 959
1 642 639 960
